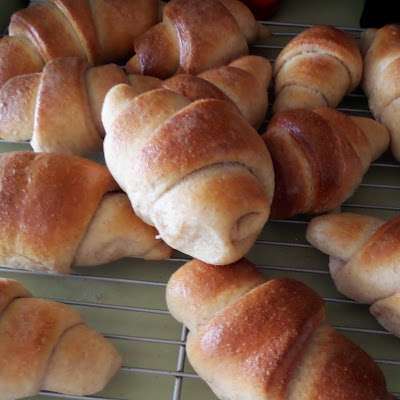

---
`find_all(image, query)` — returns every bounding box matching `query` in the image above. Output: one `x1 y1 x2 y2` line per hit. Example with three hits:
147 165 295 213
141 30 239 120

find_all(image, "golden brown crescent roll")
306 212 400 338
360 24 400 162
160 55 272 130
0 278 121 399
102 84 275 265
0 0 159 87
125 0 270 79
166 258 393 400
0 151 172 274
126 55 272 129
261 107 390 219
0 57 128 155
272 25 363 114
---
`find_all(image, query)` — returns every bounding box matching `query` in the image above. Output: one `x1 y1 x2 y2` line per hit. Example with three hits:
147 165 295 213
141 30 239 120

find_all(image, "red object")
241 0 280 20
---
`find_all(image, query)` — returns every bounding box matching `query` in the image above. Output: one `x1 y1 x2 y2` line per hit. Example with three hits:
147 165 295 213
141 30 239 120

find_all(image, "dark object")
360 0 400 28
240 0 280 20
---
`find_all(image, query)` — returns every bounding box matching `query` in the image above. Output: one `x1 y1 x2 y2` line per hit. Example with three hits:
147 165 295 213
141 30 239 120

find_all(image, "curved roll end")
370 292 400 338
219 0 259 43
101 83 140 135
227 55 272 88
166 258 265 334
350 116 390 162
307 212 400 305
125 54 142 75
199 55 272 128
130 20 180 79
273 25 362 113
306 212 385 262
0 279 121 398
360 28 378 58
85 63 128 138
42 324 122 396
264 108 381 219
0 278 32 314
73 192 173 266
152 163 271 265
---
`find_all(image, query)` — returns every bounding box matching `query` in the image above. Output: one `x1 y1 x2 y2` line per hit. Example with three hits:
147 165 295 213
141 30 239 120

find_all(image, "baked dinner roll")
102 85 274 265
0 278 121 400
307 212 400 338
0 151 172 274
361 24 400 161
272 25 363 114
166 258 394 400
126 0 270 79
262 107 390 219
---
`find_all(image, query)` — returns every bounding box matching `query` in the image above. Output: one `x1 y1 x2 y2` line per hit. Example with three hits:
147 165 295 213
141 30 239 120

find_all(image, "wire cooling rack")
0 20 399 400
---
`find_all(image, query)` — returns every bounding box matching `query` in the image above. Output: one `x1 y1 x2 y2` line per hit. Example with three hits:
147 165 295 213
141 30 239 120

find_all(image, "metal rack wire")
0 21 399 400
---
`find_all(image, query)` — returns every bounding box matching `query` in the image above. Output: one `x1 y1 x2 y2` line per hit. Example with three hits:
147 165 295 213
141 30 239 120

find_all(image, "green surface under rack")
1 1 399 399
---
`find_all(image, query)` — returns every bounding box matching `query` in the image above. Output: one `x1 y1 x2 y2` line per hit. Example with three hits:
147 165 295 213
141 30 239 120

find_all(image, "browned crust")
274 53 350 108
91 0 158 64
166 258 265 331
362 24 400 99
131 0 249 78
357 215 400 271
263 108 365 218
73 192 173 266
219 0 259 43
167 258 393 399
50 0 100 65
168 259 264 307
314 107 371 171
0 73 41 142
287 325 389 400
165 0 248 75
33 57 102 155
8 0 158 68
0 36 44 87
0 152 116 274
188 278 325 398
132 98 271 198
274 25 362 92
263 127 312 218
9 3 87 63
132 21 180 78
